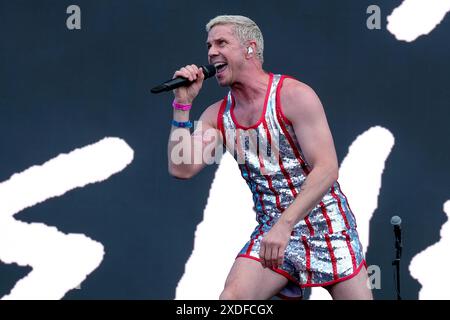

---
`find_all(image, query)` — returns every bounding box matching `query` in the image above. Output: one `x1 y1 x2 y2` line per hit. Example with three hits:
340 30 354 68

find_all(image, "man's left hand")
259 222 292 269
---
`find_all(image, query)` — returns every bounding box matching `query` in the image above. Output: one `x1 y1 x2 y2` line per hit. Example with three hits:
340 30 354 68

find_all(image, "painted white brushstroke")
0 137 134 300
177 126 394 300
0 137 133 217
175 152 255 299
309 126 394 300
387 0 450 42
409 200 450 299
334 126 394 256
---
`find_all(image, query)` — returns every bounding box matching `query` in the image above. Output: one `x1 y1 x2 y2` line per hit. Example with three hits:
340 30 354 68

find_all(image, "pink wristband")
172 99 192 111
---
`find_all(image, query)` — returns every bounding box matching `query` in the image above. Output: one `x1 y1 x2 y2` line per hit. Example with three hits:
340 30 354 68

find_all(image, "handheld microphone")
390 215 402 257
151 64 217 94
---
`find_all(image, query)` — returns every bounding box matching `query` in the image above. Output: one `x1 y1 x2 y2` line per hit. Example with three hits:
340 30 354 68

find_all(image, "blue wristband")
172 120 193 128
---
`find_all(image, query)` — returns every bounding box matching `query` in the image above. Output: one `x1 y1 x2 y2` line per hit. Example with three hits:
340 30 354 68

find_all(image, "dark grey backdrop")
0 0 449 299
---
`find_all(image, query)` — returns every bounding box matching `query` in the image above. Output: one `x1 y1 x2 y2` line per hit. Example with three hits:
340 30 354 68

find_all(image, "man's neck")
230 68 270 107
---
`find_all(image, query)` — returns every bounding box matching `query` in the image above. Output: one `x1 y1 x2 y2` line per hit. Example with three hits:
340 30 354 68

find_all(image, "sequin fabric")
218 74 366 299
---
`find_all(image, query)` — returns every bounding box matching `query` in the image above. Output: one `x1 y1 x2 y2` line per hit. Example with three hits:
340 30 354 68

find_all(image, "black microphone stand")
392 236 402 300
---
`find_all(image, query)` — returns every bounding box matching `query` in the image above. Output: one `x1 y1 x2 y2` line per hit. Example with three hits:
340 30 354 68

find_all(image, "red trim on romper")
237 250 368 290
302 260 367 288
342 230 357 272
301 236 312 284
217 97 228 147
276 75 295 126
230 73 273 130
325 234 339 281
331 185 351 230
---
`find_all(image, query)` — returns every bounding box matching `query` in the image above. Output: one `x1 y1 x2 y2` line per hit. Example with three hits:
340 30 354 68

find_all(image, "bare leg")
219 257 289 300
325 265 373 300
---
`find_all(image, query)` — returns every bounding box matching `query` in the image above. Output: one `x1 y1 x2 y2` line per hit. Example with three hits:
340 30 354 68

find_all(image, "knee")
219 287 246 300
219 289 238 300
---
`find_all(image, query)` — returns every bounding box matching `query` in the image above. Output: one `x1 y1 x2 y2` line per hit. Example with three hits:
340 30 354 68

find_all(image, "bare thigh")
219 257 289 300
325 265 373 300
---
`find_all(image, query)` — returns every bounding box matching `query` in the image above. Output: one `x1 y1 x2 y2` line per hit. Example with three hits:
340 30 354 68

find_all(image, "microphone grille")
390 215 402 226
201 64 217 78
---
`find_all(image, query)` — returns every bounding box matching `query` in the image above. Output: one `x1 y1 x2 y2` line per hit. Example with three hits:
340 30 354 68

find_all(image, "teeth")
214 62 227 68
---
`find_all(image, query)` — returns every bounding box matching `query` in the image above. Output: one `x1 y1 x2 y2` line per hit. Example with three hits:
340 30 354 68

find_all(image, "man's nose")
208 46 219 59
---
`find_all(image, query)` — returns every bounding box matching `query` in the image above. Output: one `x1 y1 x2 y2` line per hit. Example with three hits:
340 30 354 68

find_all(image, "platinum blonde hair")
206 15 264 63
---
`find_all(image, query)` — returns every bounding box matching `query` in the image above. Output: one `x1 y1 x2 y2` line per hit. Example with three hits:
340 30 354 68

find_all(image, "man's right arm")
168 100 223 179
167 64 223 179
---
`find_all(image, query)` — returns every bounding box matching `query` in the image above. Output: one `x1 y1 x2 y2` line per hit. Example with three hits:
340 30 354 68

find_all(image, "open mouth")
214 62 228 74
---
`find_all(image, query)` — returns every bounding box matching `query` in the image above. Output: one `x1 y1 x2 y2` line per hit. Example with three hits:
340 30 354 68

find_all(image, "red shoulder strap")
216 96 228 146
275 75 294 126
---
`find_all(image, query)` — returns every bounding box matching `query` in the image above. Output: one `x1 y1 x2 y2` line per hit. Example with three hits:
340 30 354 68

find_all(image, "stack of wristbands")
172 99 192 128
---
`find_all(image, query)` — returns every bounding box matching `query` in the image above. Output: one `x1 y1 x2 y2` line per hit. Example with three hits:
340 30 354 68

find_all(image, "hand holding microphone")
151 64 217 106
172 65 205 105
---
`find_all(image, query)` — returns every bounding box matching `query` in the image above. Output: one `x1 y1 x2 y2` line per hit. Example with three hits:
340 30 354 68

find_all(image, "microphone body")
390 216 402 258
390 215 403 300
151 64 217 94
393 225 402 246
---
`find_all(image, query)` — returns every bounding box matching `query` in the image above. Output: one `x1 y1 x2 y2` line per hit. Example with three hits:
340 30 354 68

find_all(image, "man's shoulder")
280 77 318 101
204 99 224 115
199 99 225 128
279 77 323 121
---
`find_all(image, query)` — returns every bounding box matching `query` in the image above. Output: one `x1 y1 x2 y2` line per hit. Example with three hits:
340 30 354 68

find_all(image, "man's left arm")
259 79 339 269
